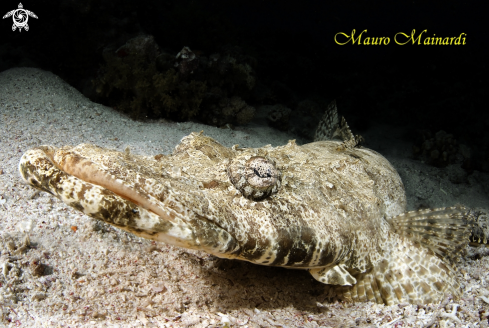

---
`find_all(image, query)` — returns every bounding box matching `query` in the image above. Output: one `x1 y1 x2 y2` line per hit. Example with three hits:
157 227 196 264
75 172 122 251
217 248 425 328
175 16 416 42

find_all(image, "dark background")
1 0 487 170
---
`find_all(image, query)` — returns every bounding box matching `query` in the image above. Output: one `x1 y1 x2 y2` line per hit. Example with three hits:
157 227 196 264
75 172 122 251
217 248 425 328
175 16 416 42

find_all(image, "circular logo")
13 9 28 27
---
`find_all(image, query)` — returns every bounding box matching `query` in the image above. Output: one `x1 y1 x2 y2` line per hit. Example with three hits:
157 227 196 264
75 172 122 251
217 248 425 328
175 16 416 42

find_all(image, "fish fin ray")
313 100 364 149
388 206 474 263
314 100 340 142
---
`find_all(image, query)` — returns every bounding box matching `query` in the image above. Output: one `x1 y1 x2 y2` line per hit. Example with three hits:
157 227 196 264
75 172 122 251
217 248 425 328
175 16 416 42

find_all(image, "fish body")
19 102 475 305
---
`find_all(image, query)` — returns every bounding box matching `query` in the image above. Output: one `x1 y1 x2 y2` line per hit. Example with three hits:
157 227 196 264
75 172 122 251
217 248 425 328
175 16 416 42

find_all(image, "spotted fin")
388 206 474 263
309 264 357 286
313 100 341 142
313 100 363 149
330 207 474 305
333 234 463 305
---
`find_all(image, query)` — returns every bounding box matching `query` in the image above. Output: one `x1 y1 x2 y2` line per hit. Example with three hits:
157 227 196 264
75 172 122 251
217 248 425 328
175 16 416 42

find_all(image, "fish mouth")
19 145 239 257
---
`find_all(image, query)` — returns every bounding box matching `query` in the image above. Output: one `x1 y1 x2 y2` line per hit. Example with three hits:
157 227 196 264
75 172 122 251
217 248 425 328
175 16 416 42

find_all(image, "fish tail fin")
332 206 475 305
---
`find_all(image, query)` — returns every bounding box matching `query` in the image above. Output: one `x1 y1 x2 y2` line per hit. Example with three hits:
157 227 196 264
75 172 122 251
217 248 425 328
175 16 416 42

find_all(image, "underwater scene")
0 1 488 326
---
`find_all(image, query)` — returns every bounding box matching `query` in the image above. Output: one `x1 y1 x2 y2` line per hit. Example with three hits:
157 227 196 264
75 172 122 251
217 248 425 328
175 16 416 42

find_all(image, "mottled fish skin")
20 135 404 266
19 128 473 305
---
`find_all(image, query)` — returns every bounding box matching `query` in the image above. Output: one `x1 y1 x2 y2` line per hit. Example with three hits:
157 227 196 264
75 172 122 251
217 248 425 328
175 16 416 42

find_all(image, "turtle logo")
3 3 38 32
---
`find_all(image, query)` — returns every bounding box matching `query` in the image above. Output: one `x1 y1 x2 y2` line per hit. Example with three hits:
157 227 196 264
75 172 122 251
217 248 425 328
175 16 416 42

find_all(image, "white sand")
1 67 488 327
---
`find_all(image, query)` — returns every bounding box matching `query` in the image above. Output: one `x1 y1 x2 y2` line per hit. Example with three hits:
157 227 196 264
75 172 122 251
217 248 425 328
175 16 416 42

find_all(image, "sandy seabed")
1 67 489 327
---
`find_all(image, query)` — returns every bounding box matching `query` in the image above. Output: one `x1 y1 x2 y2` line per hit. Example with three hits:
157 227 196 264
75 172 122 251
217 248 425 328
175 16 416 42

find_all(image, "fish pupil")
254 166 272 179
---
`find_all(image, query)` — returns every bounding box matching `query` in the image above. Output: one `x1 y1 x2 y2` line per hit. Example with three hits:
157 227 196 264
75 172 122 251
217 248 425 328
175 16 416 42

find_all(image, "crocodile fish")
19 101 483 305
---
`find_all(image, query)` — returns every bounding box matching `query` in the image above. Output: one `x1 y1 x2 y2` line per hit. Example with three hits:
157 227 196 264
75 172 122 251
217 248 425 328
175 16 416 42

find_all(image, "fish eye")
227 155 281 201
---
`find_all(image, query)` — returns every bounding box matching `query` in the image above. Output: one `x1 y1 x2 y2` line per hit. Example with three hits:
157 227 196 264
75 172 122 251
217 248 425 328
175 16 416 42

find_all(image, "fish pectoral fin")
388 205 474 262
309 264 357 286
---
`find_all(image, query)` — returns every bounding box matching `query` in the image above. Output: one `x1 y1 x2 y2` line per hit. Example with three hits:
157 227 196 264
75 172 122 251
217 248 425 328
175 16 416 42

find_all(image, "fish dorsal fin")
337 116 355 142
314 100 340 142
388 206 474 263
314 100 340 141
309 264 357 286
313 100 364 149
